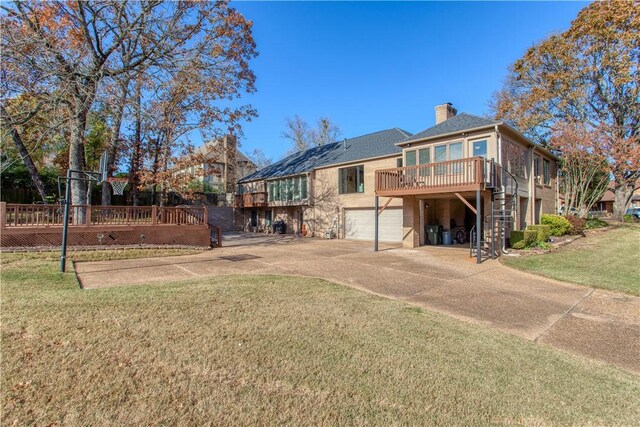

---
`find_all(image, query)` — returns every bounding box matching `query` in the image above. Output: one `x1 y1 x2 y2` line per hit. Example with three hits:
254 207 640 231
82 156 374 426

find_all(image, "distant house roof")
400 113 499 145
239 128 411 183
195 138 254 165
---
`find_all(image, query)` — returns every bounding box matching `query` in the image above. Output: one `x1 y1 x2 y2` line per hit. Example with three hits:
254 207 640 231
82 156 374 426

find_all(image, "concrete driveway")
75 232 640 374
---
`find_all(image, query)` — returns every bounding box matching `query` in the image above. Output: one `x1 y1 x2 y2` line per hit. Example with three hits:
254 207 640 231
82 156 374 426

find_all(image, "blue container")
442 231 453 245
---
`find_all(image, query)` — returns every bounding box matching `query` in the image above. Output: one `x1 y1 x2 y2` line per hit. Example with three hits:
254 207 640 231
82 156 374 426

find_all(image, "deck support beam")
476 189 482 264
454 192 477 215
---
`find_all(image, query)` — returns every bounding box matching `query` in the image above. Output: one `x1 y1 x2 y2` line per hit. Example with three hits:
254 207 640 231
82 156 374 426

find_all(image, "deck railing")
375 157 489 195
235 192 268 208
0 203 208 228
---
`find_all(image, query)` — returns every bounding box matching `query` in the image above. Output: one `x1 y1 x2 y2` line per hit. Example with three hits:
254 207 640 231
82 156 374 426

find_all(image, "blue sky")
228 1 588 162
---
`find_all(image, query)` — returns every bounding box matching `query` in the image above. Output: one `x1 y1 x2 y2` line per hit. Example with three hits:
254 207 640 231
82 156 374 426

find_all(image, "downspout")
531 146 537 224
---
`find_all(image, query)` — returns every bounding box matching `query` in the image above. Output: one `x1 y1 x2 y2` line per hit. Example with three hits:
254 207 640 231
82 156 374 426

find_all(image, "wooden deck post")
85 205 92 227
476 189 482 264
374 196 379 252
0 202 6 230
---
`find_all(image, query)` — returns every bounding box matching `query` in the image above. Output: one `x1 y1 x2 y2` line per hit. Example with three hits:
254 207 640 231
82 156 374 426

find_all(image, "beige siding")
309 156 403 238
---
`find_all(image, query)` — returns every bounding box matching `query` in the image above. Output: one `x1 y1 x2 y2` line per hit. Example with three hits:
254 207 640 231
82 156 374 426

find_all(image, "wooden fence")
0 203 220 248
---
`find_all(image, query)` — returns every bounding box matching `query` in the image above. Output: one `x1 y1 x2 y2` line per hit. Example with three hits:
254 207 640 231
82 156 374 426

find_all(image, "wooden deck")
375 157 495 196
0 203 220 248
235 192 268 208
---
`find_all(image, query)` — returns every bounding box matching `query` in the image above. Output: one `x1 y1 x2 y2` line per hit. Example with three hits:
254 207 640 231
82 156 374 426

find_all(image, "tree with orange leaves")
1 1 257 217
492 1 640 219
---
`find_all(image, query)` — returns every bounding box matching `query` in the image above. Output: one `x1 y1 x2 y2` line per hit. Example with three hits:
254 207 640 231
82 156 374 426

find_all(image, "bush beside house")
541 214 572 236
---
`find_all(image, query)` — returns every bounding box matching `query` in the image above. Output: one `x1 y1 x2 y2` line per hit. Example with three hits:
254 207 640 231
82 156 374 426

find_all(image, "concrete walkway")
75 233 640 374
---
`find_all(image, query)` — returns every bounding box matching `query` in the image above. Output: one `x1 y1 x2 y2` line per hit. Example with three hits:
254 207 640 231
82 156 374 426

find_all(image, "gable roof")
195 139 254 165
239 128 411 183
400 113 499 145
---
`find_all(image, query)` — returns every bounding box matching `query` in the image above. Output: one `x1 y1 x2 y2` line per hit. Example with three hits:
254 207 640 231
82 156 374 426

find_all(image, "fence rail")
0 203 208 228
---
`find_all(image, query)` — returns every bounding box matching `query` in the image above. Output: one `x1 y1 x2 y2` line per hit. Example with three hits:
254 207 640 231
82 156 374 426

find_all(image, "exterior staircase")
470 163 518 261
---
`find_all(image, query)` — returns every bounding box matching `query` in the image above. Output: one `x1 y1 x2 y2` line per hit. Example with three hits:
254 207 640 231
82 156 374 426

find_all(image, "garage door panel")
344 208 402 243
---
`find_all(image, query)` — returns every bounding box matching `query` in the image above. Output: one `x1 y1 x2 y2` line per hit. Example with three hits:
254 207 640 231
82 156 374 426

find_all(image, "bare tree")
282 115 311 153
249 148 273 170
282 115 341 154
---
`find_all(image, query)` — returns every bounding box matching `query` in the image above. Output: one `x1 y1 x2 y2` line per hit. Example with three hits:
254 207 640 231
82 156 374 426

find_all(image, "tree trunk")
1 106 48 202
150 136 162 205
129 79 142 206
612 183 634 220
69 100 89 223
102 81 129 206
224 134 237 195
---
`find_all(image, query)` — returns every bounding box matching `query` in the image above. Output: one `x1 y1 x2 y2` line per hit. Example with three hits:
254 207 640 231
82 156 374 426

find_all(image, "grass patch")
2 254 640 425
503 225 640 296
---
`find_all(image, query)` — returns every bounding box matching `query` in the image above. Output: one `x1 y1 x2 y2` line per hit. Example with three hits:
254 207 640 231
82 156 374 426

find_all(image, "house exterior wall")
310 155 403 238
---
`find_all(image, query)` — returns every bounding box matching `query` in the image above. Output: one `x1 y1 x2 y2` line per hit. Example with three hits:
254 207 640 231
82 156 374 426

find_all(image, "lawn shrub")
524 229 538 247
623 214 637 223
566 215 586 235
512 240 526 250
526 225 552 242
510 230 525 246
541 214 571 236
585 218 608 229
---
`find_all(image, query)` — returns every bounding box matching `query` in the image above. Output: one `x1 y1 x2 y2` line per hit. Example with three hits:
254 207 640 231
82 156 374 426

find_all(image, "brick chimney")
435 103 457 125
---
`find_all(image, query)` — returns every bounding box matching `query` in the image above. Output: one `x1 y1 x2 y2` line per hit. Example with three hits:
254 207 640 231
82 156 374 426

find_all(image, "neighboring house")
237 103 560 261
594 181 640 213
188 134 257 194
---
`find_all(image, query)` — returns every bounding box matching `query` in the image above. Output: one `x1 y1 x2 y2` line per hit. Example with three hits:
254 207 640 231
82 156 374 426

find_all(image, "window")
268 182 274 202
293 177 300 201
406 150 416 166
534 156 541 180
543 159 551 185
301 176 308 199
472 140 487 158
396 158 403 168
449 142 463 160
287 178 293 200
449 142 463 173
339 165 365 194
434 145 447 162
418 148 430 164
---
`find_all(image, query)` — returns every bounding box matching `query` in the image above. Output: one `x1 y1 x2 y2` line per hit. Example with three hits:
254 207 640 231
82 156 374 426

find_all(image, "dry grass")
2 252 640 425
503 225 640 296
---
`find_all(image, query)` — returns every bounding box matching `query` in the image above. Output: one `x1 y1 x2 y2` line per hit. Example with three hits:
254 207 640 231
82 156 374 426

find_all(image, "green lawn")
503 225 640 296
2 252 640 425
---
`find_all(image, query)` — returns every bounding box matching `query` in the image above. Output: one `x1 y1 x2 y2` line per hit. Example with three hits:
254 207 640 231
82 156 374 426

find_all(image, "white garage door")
344 208 403 243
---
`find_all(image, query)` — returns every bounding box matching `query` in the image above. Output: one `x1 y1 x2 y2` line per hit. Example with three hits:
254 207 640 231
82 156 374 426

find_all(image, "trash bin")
442 231 453 245
273 220 287 234
425 224 442 245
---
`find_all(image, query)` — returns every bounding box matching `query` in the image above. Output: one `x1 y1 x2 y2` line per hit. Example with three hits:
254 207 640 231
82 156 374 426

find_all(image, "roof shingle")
401 113 499 144
240 128 411 182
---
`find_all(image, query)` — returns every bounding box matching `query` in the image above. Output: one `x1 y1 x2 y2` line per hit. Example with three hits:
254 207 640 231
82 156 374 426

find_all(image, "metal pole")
490 194 495 259
374 196 379 252
476 189 482 264
60 169 71 272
